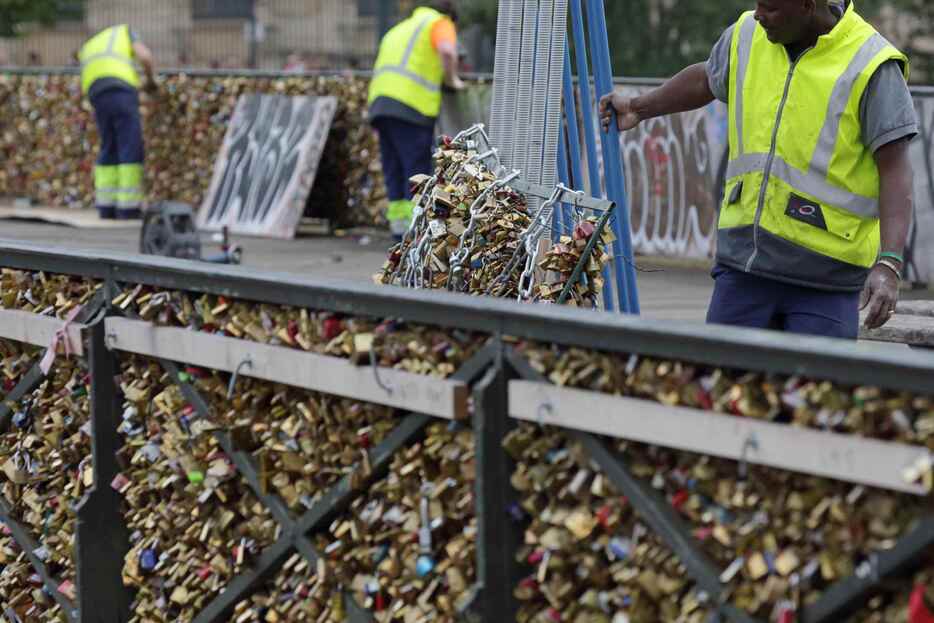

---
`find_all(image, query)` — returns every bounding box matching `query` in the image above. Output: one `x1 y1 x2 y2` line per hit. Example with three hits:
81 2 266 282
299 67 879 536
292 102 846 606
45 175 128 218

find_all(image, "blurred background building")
0 0 497 73
0 0 930 81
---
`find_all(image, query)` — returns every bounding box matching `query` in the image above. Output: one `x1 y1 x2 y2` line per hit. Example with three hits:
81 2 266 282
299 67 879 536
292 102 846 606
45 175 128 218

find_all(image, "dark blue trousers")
372 116 435 201
90 88 144 218
706 265 860 340
91 88 144 164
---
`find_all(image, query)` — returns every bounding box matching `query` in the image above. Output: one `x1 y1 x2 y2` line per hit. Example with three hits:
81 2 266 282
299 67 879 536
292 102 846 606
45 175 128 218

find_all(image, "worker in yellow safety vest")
368 0 465 239
79 24 156 220
600 0 915 338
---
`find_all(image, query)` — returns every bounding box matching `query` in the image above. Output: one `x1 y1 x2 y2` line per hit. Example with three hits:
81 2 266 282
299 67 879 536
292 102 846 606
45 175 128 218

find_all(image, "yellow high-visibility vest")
368 7 446 119
79 25 140 95
719 3 908 291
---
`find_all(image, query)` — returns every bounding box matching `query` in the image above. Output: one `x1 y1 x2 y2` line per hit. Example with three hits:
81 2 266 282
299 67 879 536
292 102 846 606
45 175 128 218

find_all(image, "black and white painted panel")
198 94 337 239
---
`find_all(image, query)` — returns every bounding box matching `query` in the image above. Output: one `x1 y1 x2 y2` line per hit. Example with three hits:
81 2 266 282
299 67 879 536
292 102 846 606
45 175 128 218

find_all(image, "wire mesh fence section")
0 0 402 71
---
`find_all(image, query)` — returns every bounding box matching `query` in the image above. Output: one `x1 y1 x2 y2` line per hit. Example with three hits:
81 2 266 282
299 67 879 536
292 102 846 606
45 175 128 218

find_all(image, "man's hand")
598 92 641 132
446 75 466 91
860 264 899 329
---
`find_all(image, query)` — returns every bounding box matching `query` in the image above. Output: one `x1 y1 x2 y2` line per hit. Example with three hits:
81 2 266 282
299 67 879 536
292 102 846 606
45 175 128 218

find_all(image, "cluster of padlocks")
376 125 614 309
0 73 384 228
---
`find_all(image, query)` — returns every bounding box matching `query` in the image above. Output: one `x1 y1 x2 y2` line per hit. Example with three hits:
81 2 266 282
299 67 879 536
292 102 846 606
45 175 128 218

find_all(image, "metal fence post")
75 319 134 623
473 344 521 622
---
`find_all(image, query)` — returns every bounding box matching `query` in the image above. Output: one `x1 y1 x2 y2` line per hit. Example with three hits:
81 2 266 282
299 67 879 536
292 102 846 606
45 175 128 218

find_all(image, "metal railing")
0 240 932 622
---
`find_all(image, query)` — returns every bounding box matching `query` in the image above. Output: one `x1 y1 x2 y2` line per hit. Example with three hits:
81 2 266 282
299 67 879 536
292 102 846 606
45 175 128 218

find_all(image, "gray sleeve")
860 60 918 152
706 25 734 103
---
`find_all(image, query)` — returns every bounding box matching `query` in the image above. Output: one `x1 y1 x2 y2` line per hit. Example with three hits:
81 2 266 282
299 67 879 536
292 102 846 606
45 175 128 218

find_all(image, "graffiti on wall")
614 85 728 259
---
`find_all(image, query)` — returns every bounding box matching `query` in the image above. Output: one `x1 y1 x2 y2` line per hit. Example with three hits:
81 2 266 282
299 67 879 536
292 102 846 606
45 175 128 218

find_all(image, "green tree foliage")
602 0 914 79
0 0 69 37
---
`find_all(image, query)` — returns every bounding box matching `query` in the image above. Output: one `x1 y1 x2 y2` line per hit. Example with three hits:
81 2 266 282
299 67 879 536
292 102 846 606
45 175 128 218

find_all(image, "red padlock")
910 584 934 623
671 489 690 512
322 317 343 340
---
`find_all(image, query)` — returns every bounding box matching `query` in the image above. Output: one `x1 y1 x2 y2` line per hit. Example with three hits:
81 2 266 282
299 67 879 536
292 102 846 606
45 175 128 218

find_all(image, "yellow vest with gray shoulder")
719 3 908 291
368 7 445 119
79 25 140 95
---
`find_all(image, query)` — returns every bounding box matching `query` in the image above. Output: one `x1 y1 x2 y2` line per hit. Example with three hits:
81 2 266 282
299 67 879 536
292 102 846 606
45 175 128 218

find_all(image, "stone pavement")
0 219 716 324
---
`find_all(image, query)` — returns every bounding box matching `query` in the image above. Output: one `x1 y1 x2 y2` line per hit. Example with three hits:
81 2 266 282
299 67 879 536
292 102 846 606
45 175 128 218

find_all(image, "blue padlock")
12 410 30 429
416 554 435 578
140 548 158 573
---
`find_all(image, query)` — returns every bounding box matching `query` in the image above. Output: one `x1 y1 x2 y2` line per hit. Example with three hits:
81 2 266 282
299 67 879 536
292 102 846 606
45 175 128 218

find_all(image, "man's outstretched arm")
599 62 715 132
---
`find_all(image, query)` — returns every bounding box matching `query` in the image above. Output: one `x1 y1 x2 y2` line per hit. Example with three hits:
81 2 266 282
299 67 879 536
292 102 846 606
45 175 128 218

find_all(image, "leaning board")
197 95 337 239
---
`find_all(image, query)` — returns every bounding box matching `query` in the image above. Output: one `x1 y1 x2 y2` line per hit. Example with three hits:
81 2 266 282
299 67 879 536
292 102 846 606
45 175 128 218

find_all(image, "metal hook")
535 402 554 427
227 356 253 400
738 434 759 480
369 347 394 396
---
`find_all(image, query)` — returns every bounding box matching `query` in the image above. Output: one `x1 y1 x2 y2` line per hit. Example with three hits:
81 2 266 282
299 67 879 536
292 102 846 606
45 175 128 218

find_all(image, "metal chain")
448 169 521 291
517 186 566 300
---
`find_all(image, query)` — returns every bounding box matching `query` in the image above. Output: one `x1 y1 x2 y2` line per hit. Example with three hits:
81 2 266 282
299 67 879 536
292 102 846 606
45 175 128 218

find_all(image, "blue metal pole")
569 0 615 311
585 0 640 314
562 49 585 202
583 0 630 312
556 122 571 237
569 0 602 196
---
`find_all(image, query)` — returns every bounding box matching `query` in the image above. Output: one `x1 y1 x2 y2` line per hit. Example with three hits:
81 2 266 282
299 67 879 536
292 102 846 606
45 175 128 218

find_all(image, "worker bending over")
369 0 465 239
79 24 156 220
601 0 915 337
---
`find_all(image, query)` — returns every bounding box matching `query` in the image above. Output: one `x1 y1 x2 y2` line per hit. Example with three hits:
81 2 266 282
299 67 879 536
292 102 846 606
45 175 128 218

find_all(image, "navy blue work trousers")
91 88 144 169
372 116 435 202
706 265 860 340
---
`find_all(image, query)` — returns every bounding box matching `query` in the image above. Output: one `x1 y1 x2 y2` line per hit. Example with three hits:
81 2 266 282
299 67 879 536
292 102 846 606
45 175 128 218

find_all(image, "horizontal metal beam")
104 317 468 420
2 242 934 394
509 179 615 213
510 381 932 495
0 308 85 356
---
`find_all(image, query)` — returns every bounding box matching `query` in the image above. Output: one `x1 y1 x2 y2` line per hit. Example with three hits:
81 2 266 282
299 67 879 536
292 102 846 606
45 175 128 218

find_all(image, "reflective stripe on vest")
368 7 445 118
719 4 908 290
79 25 140 94
373 16 441 93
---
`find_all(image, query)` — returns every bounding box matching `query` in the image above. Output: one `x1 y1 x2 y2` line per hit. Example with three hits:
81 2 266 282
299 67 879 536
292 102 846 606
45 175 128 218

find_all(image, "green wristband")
880 251 904 264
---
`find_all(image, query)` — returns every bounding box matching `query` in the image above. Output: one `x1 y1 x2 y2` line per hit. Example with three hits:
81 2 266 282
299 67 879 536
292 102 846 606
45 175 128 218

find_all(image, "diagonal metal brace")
159 354 375 623
156 326 499 622
505 348 759 623
799 516 934 623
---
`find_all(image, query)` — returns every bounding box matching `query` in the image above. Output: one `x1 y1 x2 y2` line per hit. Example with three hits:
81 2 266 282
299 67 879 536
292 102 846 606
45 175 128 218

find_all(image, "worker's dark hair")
428 0 459 23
